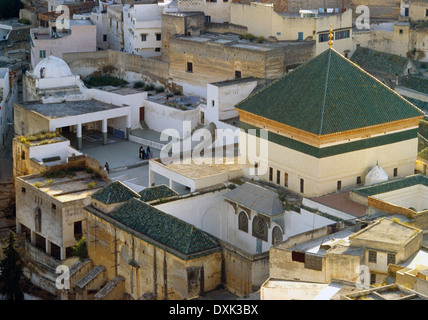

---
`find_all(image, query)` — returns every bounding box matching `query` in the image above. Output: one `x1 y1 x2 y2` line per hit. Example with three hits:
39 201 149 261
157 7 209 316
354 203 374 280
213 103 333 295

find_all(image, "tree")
72 237 88 261
0 0 24 19
0 230 24 300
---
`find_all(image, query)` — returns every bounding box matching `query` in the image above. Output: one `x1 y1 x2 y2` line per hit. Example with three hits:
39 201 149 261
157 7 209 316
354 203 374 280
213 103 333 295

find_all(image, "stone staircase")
140 120 150 130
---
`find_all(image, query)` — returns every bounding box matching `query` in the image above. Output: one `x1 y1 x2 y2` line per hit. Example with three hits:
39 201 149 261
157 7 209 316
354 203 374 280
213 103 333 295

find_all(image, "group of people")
139 145 152 160
103 145 153 175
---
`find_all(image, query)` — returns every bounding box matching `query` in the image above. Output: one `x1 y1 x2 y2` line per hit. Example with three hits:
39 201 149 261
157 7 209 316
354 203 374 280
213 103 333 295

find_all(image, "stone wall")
86 211 222 300
62 50 170 85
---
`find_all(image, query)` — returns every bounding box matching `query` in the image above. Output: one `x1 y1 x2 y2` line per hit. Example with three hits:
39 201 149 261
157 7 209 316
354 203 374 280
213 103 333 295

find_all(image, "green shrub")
133 80 145 89
72 237 88 261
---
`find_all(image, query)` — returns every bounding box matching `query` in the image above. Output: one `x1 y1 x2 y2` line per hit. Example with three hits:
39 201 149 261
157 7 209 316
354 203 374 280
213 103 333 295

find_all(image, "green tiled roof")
400 76 428 95
139 184 178 202
353 174 428 197
91 181 140 204
350 46 411 76
235 48 423 135
108 198 220 258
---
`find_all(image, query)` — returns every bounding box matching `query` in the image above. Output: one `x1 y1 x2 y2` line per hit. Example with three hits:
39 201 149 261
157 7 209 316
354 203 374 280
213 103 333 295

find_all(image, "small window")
298 32 304 41
21 150 25 160
335 29 350 40
426 9 428 17
269 167 273 182
155 47 161 52
319 33 330 42
21 187 26 193
187 62 193 72
235 70 241 79
368 250 377 263
155 33 162 41
387 253 396 265
211 100 215 107
399 29 403 34
141 34 147 41
205 16 211 23
276 170 280 184
356 176 362 185
370 273 376 285
51 203 56 210
404 7 409 17
284 172 288 187
39 50 46 58
337 180 342 191
393 168 398 177
300 178 304 193
103 34 107 42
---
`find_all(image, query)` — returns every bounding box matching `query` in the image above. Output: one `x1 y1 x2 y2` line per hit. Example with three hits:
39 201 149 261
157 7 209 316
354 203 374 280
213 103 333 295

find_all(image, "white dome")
365 165 388 186
34 56 73 79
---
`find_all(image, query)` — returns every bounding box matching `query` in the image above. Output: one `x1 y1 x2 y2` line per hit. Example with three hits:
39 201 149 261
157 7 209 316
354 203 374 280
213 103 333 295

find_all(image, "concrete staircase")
140 120 150 130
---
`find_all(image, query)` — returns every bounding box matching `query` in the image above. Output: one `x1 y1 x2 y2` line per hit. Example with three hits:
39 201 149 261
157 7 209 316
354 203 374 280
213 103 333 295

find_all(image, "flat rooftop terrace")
175 32 312 51
19 100 127 118
19 170 108 202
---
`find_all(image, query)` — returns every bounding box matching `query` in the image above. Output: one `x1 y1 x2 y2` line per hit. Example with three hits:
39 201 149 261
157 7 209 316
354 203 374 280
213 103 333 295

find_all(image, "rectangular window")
337 180 342 191
51 203 56 210
356 176 362 185
155 33 161 41
335 29 350 40
298 32 304 41
186 62 193 72
205 16 211 23
394 168 398 177
404 7 409 16
277 170 280 184
269 167 273 182
399 29 403 34
103 34 107 42
300 178 304 193
235 70 241 79
292 251 305 263
284 172 288 187
155 47 161 52
319 33 330 42
21 187 26 193
368 250 377 263
426 9 428 17
370 273 376 285
387 253 396 265
141 34 147 41
39 50 46 58
211 100 215 107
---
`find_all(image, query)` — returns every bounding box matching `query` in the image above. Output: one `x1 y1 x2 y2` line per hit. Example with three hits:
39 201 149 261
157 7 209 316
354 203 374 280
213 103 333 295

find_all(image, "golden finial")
328 25 334 49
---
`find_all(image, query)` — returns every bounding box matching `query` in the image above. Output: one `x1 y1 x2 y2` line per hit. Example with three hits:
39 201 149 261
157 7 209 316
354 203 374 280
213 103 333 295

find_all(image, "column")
126 114 131 140
46 239 51 255
148 167 155 187
102 118 108 145
30 230 36 245
76 123 82 150
60 247 66 261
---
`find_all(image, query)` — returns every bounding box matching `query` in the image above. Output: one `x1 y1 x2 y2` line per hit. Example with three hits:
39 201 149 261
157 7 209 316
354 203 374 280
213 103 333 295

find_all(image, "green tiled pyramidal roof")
108 198 220 258
91 181 140 204
235 48 423 135
139 184 178 202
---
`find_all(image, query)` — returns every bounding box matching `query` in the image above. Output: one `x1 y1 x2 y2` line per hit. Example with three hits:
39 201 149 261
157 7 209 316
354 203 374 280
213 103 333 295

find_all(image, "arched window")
238 211 248 233
272 226 283 245
252 216 268 242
